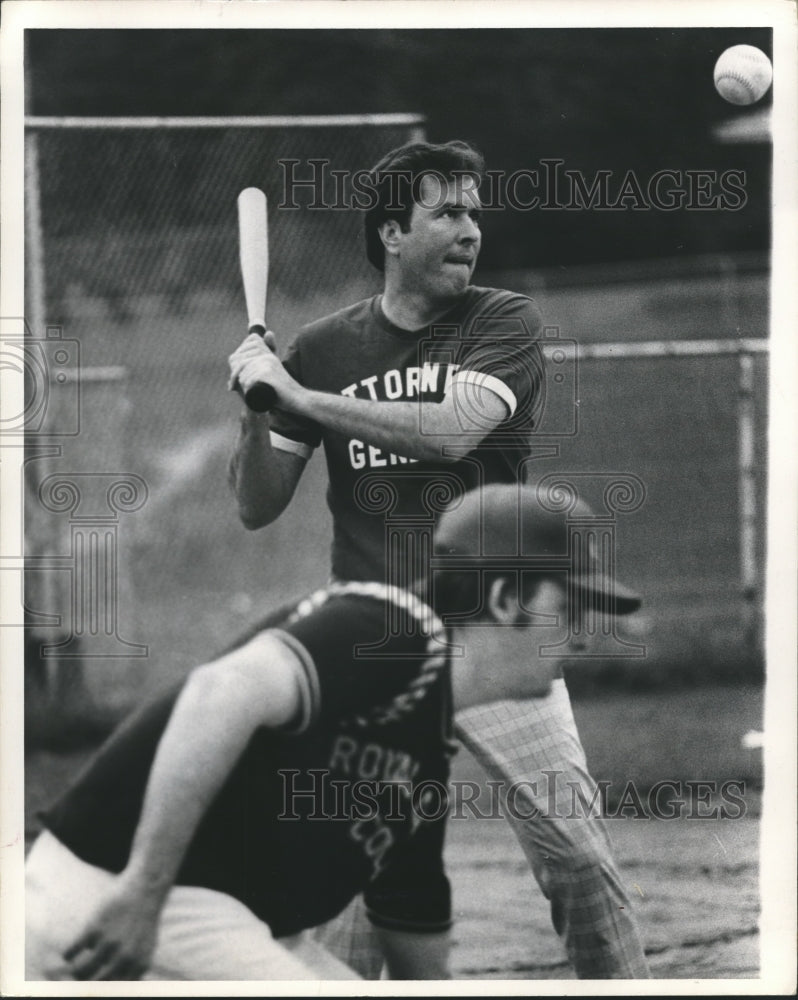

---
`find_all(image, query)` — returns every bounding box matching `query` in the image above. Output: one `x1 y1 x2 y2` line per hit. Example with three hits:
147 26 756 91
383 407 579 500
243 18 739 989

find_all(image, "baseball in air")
713 45 772 105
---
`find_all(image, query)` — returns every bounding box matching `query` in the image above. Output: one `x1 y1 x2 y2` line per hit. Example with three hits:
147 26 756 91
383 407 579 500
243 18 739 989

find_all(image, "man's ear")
486 577 523 625
378 219 402 259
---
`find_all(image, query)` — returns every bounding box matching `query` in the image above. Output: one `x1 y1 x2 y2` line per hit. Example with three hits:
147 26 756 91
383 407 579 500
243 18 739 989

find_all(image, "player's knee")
564 839 608 875
536 839 611 899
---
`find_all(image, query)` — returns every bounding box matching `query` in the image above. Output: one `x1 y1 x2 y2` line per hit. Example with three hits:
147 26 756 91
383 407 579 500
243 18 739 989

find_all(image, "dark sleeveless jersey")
269 287 543 584
41 585 455 938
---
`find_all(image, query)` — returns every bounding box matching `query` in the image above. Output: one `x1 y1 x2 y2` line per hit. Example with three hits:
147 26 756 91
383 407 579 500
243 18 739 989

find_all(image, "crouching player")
25 484 643 981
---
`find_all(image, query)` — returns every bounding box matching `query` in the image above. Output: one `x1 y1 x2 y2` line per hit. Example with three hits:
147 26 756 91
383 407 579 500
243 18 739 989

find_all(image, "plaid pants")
316 680 649 979
455 681 650 978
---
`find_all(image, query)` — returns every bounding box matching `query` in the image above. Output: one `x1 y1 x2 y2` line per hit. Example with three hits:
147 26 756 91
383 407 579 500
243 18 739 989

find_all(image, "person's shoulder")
461 285 543 333
294 296 379 344
466 285 540 311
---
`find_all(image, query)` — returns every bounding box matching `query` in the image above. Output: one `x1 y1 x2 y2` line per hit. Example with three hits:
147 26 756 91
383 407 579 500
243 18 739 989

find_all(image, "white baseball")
713 45 772 105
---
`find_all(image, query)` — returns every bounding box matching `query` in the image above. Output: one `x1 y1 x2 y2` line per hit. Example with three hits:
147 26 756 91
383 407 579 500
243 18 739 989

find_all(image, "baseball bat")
237 187 276 412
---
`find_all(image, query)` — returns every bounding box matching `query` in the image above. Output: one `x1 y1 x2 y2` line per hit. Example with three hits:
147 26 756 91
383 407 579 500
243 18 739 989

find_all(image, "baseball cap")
433 484 642 615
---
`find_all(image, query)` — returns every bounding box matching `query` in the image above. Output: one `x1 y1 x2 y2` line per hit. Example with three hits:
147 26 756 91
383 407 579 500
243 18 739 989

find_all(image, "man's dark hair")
363 140 485 272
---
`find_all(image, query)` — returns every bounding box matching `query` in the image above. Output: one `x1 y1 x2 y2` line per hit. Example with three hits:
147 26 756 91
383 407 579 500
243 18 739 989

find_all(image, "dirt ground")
24 743 760 984
444 760 760 980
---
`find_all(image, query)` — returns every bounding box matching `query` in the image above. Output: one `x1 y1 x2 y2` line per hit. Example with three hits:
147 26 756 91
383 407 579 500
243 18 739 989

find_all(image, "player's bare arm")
228 332 309 528
62 635 304 980
377 928 452 979
228 410 307 528
230 332 509 463
290 380 508 462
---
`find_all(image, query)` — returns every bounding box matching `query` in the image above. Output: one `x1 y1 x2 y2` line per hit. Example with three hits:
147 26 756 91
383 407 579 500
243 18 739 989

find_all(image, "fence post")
738 349 759 653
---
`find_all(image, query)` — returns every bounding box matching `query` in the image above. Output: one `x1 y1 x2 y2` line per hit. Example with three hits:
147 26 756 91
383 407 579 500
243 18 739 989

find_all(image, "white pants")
26 831 360 981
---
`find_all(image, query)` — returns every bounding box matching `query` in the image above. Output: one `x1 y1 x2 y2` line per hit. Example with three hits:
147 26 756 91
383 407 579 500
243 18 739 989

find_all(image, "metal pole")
26 113 428 130
24 134 45 338
24 129 60 646
738 350 759 652
23 52 72 707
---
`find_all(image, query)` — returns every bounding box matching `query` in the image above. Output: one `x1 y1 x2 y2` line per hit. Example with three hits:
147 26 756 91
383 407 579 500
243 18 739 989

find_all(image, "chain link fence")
23 116 425 742
22 117 768 743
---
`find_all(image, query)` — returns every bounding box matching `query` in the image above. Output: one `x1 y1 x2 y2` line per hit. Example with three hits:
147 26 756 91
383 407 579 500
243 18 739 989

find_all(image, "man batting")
26 486 642 980
227 139 650 978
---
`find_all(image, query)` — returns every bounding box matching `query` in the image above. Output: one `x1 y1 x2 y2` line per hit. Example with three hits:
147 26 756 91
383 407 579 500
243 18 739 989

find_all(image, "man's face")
391 173 482 303
451 577 572 710
515 578 572 697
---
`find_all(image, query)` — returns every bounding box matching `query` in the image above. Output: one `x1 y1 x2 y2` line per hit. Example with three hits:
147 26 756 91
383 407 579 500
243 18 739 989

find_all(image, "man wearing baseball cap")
432 485 647 980
228 138 650 979
25 484 643 981
433 483 642 622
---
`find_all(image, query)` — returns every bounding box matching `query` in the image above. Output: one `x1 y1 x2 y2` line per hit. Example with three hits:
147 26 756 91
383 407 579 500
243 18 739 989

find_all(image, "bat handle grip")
243 324 277 413
245 382 277 413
